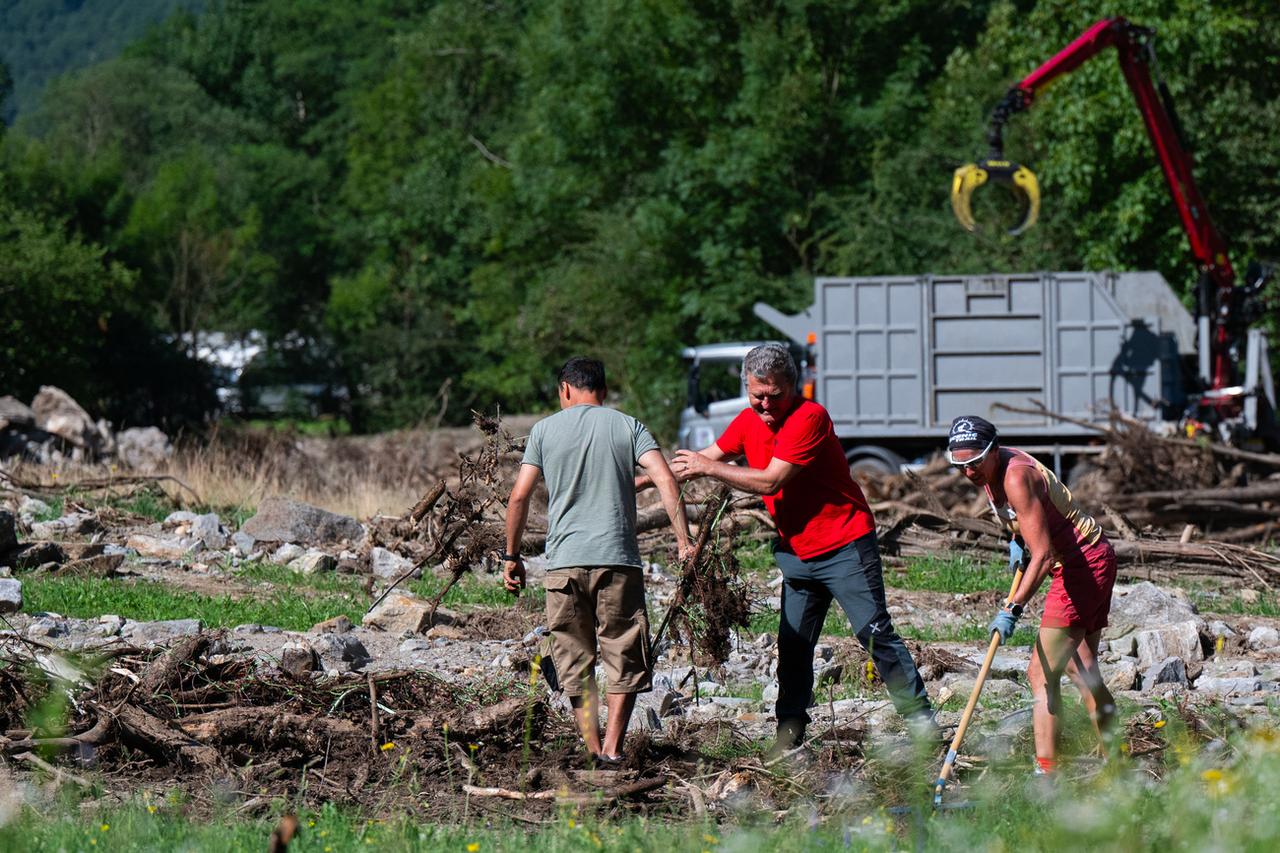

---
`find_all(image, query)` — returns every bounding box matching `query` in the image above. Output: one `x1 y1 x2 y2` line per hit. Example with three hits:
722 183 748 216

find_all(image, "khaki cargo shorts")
543 566 651 696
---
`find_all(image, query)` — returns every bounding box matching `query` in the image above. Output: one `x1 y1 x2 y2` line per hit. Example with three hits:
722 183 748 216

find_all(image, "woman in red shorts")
946 415 1117 774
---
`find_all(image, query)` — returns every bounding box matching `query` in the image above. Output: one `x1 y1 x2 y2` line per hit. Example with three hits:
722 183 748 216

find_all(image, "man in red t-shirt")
672 343 935 756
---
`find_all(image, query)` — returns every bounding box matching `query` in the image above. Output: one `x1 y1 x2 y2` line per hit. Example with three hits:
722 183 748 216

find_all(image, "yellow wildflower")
147 805 157 814
703 834 719 845
1153 720 1166 728
467 844 480 852
101 824 110 832
568 819 576 829
381 742 397 751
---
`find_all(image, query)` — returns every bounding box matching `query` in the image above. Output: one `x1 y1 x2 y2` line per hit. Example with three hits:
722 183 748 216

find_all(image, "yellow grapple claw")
950 160 1040 236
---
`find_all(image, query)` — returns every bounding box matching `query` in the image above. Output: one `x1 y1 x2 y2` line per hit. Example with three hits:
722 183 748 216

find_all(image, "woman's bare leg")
1029 626 1087 763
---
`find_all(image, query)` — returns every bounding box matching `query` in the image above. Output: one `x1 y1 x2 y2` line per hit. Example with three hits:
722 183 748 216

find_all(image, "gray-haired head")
743 343 797 388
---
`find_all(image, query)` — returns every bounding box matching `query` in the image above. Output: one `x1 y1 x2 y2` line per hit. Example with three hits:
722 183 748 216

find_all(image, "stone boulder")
1101 658 1139 692
309 633 371 672
288 550 336 575
31 512 100 539
116 426 172 472
241 496 364 544
189 513 228 550
0 578 22 614
364 592 433 634
127 533 198 561
0 396 36 431
31 386 104 452
370 546 418 581
122 619 204 645
1248 626 1280 651
1135 620 1204 667
1141 657 1187 691
279 640 319 677
1107 582 1204 635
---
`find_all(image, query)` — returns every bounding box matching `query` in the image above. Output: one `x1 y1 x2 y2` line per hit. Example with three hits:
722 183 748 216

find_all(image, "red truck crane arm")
974 17 1238 391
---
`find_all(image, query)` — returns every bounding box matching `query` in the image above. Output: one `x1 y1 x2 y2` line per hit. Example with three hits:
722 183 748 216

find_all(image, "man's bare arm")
503 464 541 592
671 450 799 496
637 449 692 558
636 444 728 491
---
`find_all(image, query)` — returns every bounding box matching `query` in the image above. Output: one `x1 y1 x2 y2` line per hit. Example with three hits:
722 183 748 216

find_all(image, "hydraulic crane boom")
956 17 1241 391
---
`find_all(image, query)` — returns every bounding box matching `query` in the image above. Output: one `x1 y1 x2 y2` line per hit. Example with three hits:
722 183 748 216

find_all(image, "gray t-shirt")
522 405 660 569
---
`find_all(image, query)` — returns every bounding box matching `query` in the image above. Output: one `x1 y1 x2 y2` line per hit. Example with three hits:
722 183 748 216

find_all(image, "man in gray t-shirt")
503 357 690 765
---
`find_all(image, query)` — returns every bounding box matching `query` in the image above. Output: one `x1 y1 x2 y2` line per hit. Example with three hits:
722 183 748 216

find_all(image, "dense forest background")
2 0 1278 438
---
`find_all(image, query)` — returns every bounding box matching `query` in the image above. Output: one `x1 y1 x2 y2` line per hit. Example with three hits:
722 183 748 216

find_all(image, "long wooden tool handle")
933 565 1025 805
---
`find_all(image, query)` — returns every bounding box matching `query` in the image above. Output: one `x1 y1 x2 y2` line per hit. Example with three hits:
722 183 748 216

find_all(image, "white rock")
1109 582 1203 629
288 550 336 575
122 619 203 644
190 513 227 550
1135 620 1203 667
93 614 125 637
0 578 21 614
1207 620 1237 639
17 496 50 524
1200 658 1257 678
1197 677 1261 695
1248 626 1280 650
127 533 199 561
164 511 201 526
370 546 418 581
271 543 305 564
31 513 96 539
1102 659 1139 692
28 616 67 637
364 593 434 634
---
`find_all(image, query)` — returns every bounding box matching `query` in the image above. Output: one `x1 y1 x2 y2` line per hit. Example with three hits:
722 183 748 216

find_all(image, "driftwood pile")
0 631 600 813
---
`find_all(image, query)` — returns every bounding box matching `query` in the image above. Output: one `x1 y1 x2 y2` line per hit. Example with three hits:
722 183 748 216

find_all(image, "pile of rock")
0 385 172 469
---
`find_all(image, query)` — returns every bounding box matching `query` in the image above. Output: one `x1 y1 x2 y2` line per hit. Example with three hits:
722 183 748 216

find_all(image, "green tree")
0 200 136 403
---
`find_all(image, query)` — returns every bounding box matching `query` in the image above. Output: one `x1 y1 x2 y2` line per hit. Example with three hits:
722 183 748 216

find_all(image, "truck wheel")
848 456 897 486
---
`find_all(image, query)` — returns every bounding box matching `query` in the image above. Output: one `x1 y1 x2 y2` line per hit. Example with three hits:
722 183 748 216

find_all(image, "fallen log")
136 634 213 698
115 704 226 769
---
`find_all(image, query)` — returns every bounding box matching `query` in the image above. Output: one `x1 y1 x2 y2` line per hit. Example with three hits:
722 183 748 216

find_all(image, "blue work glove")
1008 537 1025 572
988 606 1021 643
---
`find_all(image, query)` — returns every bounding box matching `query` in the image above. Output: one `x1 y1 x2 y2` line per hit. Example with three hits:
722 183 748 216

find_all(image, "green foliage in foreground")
5 727 1280 851
22 577 363 632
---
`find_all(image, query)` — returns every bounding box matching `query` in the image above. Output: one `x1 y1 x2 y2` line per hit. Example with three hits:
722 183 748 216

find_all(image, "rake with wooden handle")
932 562 1025 807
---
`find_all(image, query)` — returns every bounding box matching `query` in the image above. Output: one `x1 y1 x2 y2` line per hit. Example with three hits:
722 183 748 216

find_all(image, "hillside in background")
0 0 201 123
1 0 1277 437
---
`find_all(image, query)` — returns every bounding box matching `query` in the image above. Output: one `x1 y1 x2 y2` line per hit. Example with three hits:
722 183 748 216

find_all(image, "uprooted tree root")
665 489 755 667
364 410 519 622
0 634 921 822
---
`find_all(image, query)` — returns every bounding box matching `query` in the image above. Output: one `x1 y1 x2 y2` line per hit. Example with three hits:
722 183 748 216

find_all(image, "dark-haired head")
558 356 607 394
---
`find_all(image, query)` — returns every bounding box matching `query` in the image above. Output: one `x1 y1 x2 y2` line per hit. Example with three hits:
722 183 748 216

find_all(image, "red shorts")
1041 537 1116 633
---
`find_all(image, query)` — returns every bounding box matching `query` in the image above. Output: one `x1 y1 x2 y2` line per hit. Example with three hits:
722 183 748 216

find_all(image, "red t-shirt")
716 400 874 558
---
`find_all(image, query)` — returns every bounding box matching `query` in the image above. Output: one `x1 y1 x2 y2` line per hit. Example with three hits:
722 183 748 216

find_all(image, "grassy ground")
22 576 365 632
5 724 1280 851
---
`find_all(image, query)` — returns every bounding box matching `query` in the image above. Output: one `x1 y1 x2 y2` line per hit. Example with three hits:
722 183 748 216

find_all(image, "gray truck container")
679 270 1197 474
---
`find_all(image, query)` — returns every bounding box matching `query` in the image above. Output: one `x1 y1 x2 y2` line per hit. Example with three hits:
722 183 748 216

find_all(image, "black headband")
948 415 998 451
